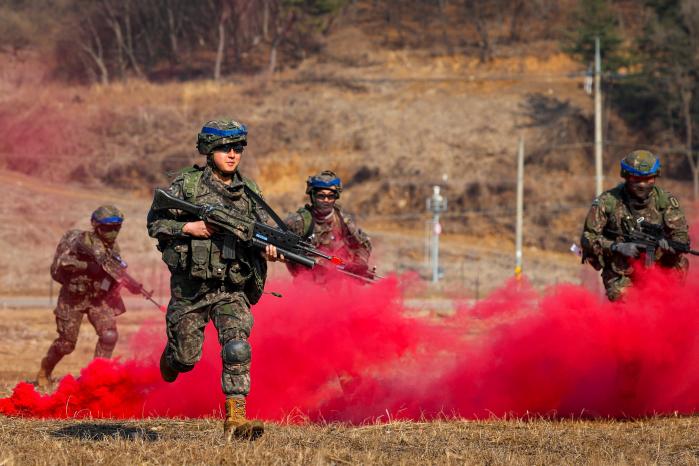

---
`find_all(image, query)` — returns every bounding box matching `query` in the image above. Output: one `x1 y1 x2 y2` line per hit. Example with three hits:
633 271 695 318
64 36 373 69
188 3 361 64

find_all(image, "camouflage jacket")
50 229 121 297
285 204 372 267
146 165 269 304
580 183 688 273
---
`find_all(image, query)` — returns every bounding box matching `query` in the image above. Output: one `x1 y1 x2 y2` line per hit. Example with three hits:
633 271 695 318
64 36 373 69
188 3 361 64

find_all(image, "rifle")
75 241 163 309
151 188 345 269
608 219 699 267
336 265 382 284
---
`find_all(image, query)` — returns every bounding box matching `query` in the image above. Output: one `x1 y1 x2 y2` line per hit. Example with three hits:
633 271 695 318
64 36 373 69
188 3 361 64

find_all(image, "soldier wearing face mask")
285 170 372 278
36 205 128 388
581 150 690 301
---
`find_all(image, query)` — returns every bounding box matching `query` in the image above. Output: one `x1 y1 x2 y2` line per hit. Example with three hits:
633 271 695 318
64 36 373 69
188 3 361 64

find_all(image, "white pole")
594 36 604 196
515 137 524 279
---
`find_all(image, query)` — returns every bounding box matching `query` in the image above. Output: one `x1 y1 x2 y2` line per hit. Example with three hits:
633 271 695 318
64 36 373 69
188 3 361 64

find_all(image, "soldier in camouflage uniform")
581 150 690 301
36 205 128 388
147 119 281 441
285 170 372 278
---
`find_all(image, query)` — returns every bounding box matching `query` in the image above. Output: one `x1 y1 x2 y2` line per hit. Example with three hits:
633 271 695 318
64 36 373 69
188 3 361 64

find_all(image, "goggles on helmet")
620 158 660 177
200 125 248 138
92 215 123 225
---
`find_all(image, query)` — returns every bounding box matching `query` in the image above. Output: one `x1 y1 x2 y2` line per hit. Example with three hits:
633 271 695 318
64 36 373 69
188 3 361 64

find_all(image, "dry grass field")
1 416 699 465
1 308 698 465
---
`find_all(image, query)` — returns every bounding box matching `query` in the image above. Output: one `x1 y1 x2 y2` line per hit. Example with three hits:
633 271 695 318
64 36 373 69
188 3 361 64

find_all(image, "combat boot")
36 358 52 390
159 349 178 383
223 397 264 441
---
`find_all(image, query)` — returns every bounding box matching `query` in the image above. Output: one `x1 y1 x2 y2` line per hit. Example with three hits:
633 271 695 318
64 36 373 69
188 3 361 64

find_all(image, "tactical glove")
658 238 676 254
611 242 641 258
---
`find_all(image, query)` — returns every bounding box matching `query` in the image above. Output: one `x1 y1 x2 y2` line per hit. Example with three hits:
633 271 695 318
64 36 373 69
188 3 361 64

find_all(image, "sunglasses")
97 224 122 232
215 143 245 154
314 193 337 200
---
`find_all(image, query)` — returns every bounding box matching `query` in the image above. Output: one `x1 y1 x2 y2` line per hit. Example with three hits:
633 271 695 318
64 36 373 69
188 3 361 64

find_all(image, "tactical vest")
585 184 672 270
173 166 268 304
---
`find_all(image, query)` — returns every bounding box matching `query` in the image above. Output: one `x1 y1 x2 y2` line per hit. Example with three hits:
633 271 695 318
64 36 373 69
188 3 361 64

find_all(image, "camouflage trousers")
164 277 253 397
601 255 689 301
42 288 123 375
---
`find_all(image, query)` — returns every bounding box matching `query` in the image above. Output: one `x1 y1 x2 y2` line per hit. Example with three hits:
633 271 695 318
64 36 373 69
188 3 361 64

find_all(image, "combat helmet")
91 205 124 225
620 150 661 178
306 170 342 197
196 120 248 155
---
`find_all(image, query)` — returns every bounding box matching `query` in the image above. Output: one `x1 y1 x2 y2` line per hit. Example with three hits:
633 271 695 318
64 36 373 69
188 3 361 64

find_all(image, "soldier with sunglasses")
285 170 372 279
147 119 282 441
36 205 129 388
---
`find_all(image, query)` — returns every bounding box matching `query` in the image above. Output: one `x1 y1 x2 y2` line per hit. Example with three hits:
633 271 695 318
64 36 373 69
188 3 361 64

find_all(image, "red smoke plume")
1 265 698 421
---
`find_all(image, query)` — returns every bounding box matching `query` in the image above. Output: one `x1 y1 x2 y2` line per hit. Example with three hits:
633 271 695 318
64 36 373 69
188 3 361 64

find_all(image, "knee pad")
222 339 251 365
98 329 118 346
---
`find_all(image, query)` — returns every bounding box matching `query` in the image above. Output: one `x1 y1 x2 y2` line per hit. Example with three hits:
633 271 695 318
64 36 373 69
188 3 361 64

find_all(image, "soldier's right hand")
611 242 641 258
182 221 217 238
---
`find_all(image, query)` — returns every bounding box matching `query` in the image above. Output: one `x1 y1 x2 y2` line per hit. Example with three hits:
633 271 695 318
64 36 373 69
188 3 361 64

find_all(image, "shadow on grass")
51 423 159 441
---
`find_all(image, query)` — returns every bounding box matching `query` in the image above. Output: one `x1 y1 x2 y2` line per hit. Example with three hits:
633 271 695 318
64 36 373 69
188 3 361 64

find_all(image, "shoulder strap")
181 166 204 201
296 206 314 238
241 178 290 232
653 186 670 210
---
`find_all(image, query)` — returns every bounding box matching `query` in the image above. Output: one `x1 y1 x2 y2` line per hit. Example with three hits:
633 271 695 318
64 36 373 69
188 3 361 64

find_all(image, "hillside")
0 2 695 295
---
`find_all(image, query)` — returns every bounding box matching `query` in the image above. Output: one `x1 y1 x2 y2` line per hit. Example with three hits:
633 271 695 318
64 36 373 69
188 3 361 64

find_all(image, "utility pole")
427 185 447 283
515 136 524 280
594 36 604 196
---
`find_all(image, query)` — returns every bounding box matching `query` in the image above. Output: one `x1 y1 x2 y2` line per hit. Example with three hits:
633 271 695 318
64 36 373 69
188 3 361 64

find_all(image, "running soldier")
147 119 281 441
285 170 372 279
581 150 690 301
36 205 131 388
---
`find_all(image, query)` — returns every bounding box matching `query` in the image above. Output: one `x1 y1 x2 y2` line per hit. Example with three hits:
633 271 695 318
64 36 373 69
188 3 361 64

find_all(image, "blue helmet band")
93 215 123 224
309 177 341 189
200 126 247 138
621 158 660 176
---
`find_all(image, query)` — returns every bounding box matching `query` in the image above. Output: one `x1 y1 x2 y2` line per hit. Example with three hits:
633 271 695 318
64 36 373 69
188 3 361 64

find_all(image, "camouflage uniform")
581 183 689 301
285 204 372 275
147 164 268 398
40 228 125 378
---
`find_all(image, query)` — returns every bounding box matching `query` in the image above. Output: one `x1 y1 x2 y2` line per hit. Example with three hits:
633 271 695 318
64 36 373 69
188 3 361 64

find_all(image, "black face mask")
96 225 121 245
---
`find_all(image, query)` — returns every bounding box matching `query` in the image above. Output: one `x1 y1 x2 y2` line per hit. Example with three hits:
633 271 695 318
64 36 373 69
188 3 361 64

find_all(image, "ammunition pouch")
581 250 603 271
244 253 267 305
161 239 189 274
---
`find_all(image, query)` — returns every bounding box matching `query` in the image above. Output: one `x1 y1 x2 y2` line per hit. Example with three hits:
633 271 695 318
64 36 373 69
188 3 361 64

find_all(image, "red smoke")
1 264 698 421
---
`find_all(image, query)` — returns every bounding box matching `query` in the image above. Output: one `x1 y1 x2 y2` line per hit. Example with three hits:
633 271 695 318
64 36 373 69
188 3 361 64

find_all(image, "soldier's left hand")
263 244 286 262
658 238 676 254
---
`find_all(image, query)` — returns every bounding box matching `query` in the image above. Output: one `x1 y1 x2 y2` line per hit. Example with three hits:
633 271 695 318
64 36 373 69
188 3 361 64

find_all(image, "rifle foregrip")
252 238 315 268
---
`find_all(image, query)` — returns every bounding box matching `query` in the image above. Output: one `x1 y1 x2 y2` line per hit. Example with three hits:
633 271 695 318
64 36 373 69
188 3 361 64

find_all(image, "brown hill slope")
0 22 693 294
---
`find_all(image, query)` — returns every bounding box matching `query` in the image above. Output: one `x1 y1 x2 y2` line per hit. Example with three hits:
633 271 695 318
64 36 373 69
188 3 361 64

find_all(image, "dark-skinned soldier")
147 119 282 441
36 205 129 388
285 170 372 278
581 150 690 301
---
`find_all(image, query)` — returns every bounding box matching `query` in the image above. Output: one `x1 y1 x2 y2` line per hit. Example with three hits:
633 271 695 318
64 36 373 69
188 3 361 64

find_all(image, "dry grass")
1 309 698 464
1 416 698 465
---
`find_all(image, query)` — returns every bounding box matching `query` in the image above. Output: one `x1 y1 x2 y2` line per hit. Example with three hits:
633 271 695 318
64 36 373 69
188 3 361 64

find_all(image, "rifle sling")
243 185 290 232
